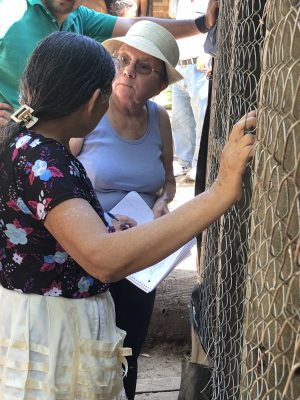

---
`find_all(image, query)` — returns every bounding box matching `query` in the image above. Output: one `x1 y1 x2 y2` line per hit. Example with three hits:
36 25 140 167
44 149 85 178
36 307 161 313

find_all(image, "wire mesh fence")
192 0 300 399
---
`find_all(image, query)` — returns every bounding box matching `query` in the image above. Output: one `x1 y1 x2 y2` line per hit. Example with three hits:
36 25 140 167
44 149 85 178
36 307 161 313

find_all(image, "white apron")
0 285 131 400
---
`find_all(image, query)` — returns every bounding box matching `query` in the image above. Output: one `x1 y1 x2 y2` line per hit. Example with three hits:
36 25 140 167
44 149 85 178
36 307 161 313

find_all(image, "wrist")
195 15 210 33
210 180 238 210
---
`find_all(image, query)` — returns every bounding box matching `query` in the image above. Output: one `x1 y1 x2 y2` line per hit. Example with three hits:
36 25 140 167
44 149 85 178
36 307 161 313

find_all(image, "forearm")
45 183 232 284
137 17 200 38
113 17 199 38
112 0 218 37
95 182 233 281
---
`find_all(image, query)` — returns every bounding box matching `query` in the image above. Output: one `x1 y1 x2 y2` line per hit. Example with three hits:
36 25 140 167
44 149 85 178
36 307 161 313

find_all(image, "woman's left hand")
113 214 137 231
152 199 169 219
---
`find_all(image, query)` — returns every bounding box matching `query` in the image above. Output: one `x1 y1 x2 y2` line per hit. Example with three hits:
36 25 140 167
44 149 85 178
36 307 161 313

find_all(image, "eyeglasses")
113 54 162 77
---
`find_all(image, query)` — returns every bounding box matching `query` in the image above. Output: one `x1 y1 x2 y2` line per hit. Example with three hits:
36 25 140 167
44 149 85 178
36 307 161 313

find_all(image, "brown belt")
178 57 198 66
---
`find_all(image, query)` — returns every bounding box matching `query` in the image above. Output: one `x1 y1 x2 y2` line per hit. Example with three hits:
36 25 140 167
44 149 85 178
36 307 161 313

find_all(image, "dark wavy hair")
0 31 115 151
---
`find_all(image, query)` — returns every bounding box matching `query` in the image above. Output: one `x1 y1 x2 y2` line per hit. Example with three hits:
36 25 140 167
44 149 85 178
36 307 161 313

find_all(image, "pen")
105 211 119 222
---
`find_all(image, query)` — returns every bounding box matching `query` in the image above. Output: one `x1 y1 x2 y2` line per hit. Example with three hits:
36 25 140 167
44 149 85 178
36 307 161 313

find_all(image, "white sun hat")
102 20 183 85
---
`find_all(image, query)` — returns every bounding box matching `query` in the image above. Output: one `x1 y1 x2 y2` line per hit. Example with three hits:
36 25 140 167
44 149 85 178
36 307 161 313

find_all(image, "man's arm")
112 0 218 38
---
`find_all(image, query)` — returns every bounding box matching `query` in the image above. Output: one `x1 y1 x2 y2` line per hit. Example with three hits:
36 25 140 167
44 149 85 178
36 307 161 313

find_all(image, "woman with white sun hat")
70 20 184 399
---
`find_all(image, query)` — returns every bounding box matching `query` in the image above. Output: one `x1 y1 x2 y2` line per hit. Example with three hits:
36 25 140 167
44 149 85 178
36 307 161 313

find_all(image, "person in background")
171 0 211 182
83 0 140 17
108 0 138 17
105 0 148 16
69 21 182 399
0 30 256 399
0 0 218 126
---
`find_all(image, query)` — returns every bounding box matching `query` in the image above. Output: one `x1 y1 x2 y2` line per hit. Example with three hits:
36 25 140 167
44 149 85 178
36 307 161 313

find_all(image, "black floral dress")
0 131 111 298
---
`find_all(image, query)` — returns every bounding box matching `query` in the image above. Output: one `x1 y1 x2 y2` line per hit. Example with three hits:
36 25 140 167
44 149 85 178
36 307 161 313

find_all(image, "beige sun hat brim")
102 24 183 85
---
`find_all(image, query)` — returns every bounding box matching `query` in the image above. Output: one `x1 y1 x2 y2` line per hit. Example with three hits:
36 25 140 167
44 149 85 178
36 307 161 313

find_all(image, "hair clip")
10 104 38 129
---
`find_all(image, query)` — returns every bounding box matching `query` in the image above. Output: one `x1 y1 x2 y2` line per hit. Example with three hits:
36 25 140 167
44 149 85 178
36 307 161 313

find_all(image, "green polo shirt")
0 0 117 108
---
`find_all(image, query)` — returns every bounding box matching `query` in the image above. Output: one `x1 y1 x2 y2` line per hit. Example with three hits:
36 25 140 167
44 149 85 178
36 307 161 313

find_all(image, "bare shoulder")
156 103 171 136
156 102 170 119
69 137 85 157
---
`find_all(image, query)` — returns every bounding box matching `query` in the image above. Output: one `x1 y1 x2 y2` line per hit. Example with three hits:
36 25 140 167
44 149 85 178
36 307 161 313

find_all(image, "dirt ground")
136 342 190 399
138 342 190 379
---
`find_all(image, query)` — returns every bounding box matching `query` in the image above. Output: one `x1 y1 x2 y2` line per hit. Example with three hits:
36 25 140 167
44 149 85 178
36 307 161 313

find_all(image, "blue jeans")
172 64 209 167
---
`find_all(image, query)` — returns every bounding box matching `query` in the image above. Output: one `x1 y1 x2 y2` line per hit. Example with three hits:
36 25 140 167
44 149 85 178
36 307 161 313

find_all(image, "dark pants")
110 279 156 400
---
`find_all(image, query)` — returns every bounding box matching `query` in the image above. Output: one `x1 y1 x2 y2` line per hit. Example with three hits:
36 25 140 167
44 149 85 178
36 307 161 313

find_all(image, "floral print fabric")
0 131 110 298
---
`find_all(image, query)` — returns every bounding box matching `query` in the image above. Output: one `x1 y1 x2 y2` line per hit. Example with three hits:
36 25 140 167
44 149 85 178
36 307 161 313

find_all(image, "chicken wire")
192 0 300 399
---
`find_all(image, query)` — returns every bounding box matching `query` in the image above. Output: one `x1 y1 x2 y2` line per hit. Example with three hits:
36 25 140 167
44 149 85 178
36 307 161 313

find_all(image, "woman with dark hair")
0 31 256 399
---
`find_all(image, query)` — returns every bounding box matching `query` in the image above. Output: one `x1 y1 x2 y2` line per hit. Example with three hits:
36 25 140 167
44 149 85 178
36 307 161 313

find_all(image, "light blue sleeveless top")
78 100 165 211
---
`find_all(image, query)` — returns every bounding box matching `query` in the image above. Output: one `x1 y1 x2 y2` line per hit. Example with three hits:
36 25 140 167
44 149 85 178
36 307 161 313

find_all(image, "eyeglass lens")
115 54 157 75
